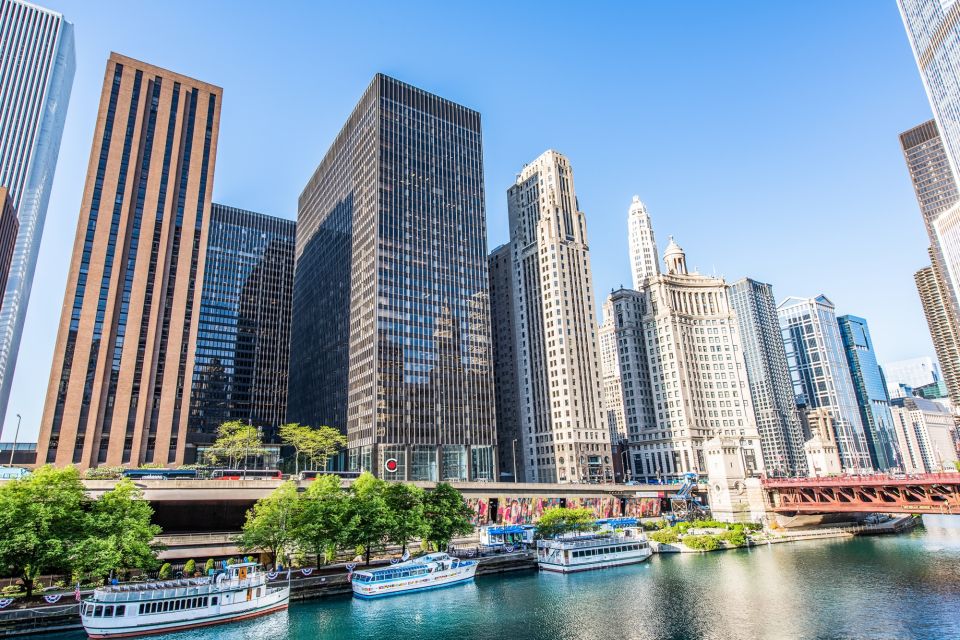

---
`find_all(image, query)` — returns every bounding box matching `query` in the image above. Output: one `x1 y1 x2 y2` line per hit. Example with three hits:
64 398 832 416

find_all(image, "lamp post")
7 414 20 467
511 439 518 483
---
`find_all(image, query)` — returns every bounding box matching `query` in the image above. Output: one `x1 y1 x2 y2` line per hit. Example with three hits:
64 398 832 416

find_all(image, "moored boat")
536 519 652 573
350 552 477 598
79 561 289 638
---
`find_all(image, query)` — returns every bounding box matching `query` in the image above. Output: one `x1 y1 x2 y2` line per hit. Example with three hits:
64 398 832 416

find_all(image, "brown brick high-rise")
37 53 221 468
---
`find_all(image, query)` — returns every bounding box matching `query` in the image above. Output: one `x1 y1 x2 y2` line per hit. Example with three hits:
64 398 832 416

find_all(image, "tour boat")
79 562 289 638
536 522 652 573
350 552 477 598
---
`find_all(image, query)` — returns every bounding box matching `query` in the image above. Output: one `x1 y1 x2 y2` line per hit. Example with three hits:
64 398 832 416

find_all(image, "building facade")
0 189 19 315
187 204 295 457
916 256 960 407
728 278 807 477
883 355 942 398
37 53 221 468
0 0 75 434
288 74 496 482
489 243 523 481
837 314 902 471
777 295 873 472
628 195 659 290
507 150 611 483
890 396 957 473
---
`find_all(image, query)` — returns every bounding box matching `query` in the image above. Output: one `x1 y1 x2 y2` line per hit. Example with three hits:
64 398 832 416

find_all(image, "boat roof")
97 577 211 593
486 525 535 534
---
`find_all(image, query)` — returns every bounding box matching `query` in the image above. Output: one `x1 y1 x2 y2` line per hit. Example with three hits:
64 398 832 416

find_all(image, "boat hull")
539 551 653 573
352 563 477 598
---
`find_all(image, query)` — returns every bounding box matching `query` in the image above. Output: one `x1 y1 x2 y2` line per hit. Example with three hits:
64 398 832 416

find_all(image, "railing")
537 533 645 550
763 472 960 486
91 576 264 603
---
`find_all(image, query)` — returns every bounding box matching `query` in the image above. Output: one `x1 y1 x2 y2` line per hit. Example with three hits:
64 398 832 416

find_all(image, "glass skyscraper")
0 0 75 435
837 314 902 472
187 204 295 458
288 74 496 481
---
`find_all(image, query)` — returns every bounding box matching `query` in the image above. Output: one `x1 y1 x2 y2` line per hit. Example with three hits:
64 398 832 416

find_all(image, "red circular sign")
385 458 398 473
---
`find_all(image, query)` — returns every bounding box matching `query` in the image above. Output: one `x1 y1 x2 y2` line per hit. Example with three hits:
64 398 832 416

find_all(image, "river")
40 518 960 640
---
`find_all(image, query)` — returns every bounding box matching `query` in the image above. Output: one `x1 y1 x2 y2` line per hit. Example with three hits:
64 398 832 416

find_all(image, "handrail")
762 472 960 486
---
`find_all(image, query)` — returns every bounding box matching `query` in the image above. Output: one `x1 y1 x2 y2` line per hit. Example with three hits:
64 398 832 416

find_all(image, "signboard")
384 458 399 473
634 491 663 498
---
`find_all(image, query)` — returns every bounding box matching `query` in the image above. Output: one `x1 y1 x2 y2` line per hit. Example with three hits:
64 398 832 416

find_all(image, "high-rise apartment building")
37 53 221 468
915 256 960 406
0 189 19 313
777 295 873 472
837 314 901 471
890 395 957 473
627 239 764 482
187 204 295 457
489 243 523 481
728 278 806 477
288 74 496 482
628 196 659 289
883 356 942 398
0 0 75 434
507 150 611 483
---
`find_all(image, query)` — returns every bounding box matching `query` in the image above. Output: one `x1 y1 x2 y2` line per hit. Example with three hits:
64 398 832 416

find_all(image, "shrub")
183 559 196 575
158 563 172 579
682 535 721 551
84 466 125 480
1 585 22 595
720 530 747 547
204 559 215 574
650 529 680 544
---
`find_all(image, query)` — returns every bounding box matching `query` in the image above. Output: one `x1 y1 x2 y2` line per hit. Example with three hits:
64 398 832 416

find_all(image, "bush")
183 559 196 575
682 535 721 551
84 466 125 480
650 529 680 544
1 585 22 595
720 530 747 547
204 559 215 574
158 563 172 579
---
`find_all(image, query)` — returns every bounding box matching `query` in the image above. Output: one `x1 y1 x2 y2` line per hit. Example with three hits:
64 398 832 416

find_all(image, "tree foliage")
207 420 266 468
296 475 348 564
384 483 425 553
279 423 347 474
535 507 596 539
342 473 393 565
237 480 300 566
421 482 473 550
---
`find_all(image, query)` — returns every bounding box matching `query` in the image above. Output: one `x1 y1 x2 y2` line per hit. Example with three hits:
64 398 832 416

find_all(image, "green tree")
206 420 266 469
158 563 172 579
71 479 163 582
296 474 348 564
279 423 312 475
384 483 425 554
305 426 348 471
0 466 87 597
237 480 300 566
183 559 196 576
421 483 473 550
204 558 215 574
535 507 596 539
342 473 393 565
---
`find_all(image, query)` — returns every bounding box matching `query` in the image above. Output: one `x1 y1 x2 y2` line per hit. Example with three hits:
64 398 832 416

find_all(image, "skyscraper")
882 355 941 397
288 74 496 482
37 53 221 468
0 189 19 313
187 204 295 458
777 295 873 472
915 257 960 406
0 0 75 434
488 243 523 481
728 278 806 477
890 396 957 473
507 150 611 483
837 314 902 471
628 196 659 289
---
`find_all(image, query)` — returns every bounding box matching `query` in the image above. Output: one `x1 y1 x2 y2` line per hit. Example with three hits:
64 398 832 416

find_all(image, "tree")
305 426 348 471
71 479 163 582
279 423 311 475
158 563 172 579
296 475 348 564
204 558 215 574
237 480 300 567
183 559 196 576
384 483 425 554
535 507 596 539
421 483 473 551
342 473 393 565
207 420 266 469
0 466 87 597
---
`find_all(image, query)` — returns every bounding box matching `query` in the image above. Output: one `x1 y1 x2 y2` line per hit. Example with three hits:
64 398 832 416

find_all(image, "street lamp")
7 414 20 467
511 439 518 483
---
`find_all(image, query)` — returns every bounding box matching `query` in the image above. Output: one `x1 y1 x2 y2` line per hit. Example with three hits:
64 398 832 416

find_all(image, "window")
212 597 218 605
116 606 125 616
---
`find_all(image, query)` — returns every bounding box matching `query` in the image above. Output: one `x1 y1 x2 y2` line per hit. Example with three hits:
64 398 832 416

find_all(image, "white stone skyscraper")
0 0 75 434
507 150 611 483
628 195 659 289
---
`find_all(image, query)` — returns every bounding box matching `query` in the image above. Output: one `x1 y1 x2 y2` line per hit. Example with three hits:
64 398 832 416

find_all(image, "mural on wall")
623 497 661 518
565 496 622 519
466 498 490 525
496 497 564 524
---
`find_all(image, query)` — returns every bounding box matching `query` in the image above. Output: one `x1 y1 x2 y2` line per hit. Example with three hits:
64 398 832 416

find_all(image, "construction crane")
669 472 709 522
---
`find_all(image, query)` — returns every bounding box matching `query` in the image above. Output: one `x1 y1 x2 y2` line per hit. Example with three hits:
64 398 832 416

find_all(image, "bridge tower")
704 436 766 523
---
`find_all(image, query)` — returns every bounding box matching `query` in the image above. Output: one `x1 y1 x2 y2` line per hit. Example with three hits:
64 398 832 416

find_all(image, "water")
38 521 960 640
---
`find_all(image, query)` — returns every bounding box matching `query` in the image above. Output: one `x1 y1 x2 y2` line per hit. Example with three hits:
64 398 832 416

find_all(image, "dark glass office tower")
289 74 496 481
187 204 295 458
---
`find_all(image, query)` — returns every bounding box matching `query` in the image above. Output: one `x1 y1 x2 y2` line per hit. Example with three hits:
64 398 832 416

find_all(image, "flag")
286 567 291 581
75 583 81 602
401 550 410 562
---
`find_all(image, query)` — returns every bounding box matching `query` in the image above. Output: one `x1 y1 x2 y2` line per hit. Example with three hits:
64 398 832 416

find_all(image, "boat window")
94 606 103 617
105 606 114 617
212 597 218 605
116 606 125 617
203 597 208 606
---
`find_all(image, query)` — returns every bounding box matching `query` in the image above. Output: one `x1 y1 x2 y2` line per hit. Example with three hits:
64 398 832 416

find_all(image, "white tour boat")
536 519 652 573
80 561 289 638
351 552 477 598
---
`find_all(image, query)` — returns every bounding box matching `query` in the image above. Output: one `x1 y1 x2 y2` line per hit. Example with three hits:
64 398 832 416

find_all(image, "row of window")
572 543 647 558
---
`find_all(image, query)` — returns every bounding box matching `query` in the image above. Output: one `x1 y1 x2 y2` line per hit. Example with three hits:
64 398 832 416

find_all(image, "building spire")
628 195 659 289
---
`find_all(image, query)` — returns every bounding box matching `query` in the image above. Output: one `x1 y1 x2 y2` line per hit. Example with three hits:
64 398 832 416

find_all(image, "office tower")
883 356 942 398
288 74 496 482
37 53 221 468
507 150 611 483
599 287 655 480
0 189 18 313
890 396 957 473
0 0 75 433
187 204 295 459
489 243 523 482
777 295 873 472
627 238 764 483
628 196 659 289
915 257 960 406
728 278 807 477
837 315 902 471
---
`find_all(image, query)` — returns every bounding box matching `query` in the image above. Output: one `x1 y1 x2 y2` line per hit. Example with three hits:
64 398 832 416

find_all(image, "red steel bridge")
763 473 960 515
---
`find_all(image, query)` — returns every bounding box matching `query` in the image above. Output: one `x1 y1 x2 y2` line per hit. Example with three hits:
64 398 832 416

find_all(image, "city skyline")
1 0 942 442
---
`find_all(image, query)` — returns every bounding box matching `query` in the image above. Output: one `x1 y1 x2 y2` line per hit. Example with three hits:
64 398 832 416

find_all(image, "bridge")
763 473 960 515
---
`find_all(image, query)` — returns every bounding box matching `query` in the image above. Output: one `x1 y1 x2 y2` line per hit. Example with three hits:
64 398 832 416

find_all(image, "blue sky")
3 0 937 441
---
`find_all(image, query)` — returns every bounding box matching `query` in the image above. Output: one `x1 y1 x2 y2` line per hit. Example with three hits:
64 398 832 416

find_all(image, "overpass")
763 473 960 515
